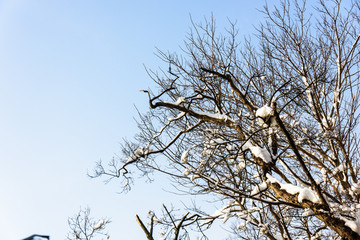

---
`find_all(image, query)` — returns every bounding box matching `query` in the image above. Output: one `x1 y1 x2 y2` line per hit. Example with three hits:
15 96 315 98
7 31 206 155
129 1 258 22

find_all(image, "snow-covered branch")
93 1 360 239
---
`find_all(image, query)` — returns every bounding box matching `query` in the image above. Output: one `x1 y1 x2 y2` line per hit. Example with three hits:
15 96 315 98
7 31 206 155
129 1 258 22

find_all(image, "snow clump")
181 150 189 164
256 105 273 118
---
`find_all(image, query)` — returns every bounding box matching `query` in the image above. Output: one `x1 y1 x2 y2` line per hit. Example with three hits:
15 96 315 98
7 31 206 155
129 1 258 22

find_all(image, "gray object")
21 234 49 240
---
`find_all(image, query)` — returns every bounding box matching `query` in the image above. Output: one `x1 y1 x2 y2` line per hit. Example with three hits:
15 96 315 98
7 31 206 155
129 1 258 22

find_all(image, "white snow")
201 148 213 157
164 97 186 106
266 174 320 203
214 138 227 144
249 146 272 163
197 160 206 172
208 203 234 223
259 223 269 234
194 110 235 123
93 220 104 230
256 105 277 127
329 202 360 235
250 182 268 196
174 96 185 105
126 147 148 163
242 141 272 163
237 222 246 231
266 174 280 184
342 211 360 235
297 188 320 203
302 208 314 217
226 144 235 151
302 76 319 121
256 105 273 118
182 168 191 177
181 150 189 164
345 220 359 234
168 111 186 122
333 163 346 175
351 183 360 195
235 160 246 173
189 174 200 181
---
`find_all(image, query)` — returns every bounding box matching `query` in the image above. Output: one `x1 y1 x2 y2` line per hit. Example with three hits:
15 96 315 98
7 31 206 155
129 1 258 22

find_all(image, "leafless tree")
67 207 111 240
136 205 208 240
92 0 360 239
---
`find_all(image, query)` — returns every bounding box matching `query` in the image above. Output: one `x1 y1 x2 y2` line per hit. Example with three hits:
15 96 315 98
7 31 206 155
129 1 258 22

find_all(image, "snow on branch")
94 1 360 239
266 174 320 204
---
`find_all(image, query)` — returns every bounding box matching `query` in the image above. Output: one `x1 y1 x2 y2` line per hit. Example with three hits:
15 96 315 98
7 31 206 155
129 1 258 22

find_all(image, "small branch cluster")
67 207 111 240
136 205 207 240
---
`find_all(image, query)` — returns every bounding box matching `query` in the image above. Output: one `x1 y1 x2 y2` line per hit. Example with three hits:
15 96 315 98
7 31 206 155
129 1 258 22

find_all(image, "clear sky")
0 0 265 239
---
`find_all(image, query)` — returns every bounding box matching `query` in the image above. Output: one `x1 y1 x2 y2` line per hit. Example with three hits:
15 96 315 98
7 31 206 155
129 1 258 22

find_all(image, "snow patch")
266 174 320 203
250 182 268 196
297 188 320 203
235 160 246 173
126 147 149 163
194 110 235 123
168 111 186 122
181 150 189 164
244 143 272 163
175 97 186 105
256 105 273 118
182 168 191 177
93 220 105 230
351 183 360 195
343 211 360 235
302 208 314 217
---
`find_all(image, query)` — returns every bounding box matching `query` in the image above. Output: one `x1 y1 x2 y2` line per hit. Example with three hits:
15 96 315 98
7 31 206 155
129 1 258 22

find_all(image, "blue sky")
0 0 265 239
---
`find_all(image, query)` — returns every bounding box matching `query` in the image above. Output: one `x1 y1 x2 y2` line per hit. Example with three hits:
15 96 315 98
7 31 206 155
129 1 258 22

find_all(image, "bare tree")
136 204 208 240
92 0 360 239
67 207 111 240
